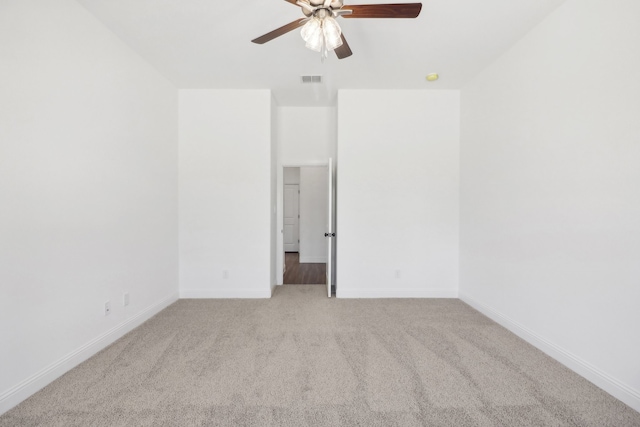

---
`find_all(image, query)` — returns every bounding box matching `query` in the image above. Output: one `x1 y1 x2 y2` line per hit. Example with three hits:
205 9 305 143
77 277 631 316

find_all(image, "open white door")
326 158 333 297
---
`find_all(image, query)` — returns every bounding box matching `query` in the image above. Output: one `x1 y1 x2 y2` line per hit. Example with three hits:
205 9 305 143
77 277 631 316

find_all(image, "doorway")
283 253 326 284
283 183 299 253
281 166 329 286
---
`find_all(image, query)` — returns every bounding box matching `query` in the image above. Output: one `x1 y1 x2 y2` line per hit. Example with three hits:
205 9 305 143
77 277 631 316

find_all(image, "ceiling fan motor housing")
301 0 344 16
308 0 343 6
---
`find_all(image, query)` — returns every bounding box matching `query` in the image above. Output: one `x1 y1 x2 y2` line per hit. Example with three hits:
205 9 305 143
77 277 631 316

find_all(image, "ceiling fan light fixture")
253 1 422 61
301 12 342 58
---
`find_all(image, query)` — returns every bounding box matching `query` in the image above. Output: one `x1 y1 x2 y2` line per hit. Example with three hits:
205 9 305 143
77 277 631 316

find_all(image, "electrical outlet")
123 293 130 307
223 270 229 279
104 301 111 316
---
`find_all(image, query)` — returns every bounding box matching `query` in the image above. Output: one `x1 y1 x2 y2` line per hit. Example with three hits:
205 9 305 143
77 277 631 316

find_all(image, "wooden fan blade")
334 34 353 59
251 19 307 44
341 3 422 18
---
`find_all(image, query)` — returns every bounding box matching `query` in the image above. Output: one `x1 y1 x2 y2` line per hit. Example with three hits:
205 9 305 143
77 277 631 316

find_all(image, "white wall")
276 107 336 284
278 107 337 165
283 167 300 184
459 0 640 411
337 90 460 298
270 95 278 295
179 90 273 298
299 167 328 264
0 0 178 414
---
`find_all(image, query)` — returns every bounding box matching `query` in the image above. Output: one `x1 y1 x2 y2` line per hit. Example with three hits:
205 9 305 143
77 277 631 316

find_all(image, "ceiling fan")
251 0 422 60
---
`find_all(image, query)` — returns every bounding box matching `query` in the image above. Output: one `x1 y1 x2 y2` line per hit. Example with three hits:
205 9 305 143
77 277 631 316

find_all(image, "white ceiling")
77 0 566 106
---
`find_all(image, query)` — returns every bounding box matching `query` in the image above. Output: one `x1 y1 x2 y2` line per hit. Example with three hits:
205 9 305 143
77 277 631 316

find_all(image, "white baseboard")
179 288 271 299
337 288 458 298
459 291 640 413
298 256 327 264
0 292 178 416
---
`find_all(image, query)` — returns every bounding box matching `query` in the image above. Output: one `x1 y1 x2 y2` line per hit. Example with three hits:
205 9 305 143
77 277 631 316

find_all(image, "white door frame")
276 161 331 285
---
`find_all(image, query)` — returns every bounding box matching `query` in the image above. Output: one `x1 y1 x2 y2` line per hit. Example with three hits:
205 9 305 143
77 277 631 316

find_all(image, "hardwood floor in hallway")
283 252 326 284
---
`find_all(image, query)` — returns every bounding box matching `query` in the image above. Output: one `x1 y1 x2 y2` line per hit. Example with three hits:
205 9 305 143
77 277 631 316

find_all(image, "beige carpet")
2 285 639 426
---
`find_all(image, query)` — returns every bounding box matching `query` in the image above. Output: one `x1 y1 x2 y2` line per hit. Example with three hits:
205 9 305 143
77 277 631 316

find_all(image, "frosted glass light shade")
301 15 343 54
301 18 323 52
323 17 343 51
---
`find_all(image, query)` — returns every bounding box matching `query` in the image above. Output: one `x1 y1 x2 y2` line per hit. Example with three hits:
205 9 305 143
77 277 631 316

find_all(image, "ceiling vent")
300 75 323 84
